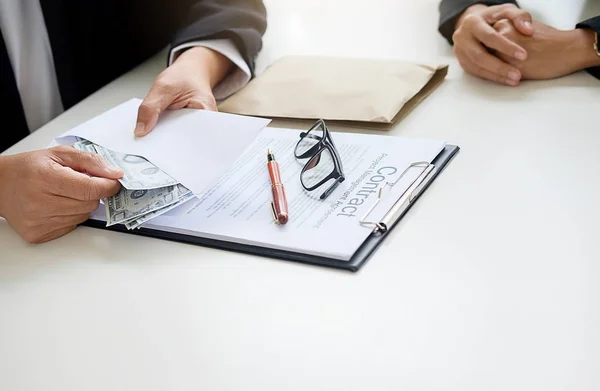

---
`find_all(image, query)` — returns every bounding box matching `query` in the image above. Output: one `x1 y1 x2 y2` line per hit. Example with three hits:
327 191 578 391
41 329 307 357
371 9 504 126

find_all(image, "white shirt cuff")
169 39 251 101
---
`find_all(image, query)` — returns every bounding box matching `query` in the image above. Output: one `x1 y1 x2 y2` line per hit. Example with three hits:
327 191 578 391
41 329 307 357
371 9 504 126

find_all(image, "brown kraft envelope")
218 55 448 128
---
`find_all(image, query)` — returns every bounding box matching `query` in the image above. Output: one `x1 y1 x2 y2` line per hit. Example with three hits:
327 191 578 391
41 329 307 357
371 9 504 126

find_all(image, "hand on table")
134 46 234 137
492 19 600 80
0 147 123 243
453 4 534 86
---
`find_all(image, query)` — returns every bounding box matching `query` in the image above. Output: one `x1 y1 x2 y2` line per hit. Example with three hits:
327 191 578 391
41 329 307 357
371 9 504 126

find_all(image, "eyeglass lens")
295 122 325 156
301 147 336 189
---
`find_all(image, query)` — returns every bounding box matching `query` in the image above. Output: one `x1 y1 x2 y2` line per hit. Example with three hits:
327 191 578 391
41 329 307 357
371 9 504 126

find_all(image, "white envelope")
56 98 271 194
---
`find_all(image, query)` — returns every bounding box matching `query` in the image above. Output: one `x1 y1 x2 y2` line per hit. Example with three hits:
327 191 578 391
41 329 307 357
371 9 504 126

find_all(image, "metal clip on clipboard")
359 161 436 233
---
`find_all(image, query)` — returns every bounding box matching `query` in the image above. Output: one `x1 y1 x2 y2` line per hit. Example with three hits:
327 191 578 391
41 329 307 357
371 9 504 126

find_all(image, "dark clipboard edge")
83 145 460 272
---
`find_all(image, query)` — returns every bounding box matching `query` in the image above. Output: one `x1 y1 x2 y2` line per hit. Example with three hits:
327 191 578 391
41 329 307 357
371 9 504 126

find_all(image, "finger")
185 95 217 112
493 18 513 33
45 213 92 229
456 46 520 86
485 5 534 35
48 166 121 201
34 225 78 244
50 196 101 216
463 41 522 83
50 146 123 179
64 213 92 227
135 79 176 137
473 23 527 60
462 58 520 86
34 213 90 243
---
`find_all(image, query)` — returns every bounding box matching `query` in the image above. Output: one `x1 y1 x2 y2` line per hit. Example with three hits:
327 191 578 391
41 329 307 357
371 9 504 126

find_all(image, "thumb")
50 146 124 179
135 81 176 137
513 15 534 36
488 8 534 36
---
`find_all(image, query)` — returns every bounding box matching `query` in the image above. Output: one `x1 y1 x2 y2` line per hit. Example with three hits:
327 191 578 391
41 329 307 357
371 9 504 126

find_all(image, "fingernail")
508 71 520 81
523 21 533 30
134 122 145 136
506 78 519 87
515 51 526 61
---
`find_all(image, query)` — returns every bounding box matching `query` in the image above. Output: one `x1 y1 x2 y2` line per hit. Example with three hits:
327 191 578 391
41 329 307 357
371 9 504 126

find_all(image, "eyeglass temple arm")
319 177 343 200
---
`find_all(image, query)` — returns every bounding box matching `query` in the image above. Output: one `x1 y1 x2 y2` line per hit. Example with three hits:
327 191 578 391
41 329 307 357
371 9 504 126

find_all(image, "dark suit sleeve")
439 0 518 45
171 0 267 75
576 16 600 79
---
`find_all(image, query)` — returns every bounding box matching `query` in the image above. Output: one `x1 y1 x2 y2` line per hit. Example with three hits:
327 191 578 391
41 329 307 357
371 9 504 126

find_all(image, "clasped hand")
453 4 598 86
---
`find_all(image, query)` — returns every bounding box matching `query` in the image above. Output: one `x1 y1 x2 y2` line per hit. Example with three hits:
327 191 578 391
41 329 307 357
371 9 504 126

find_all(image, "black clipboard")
83 145 459 272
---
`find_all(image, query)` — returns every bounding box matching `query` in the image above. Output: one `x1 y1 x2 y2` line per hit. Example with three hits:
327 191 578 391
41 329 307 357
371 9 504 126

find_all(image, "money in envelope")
72 139 195 229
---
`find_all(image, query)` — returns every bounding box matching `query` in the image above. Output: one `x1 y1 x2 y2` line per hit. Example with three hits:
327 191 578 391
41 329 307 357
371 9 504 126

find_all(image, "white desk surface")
1 1 599 390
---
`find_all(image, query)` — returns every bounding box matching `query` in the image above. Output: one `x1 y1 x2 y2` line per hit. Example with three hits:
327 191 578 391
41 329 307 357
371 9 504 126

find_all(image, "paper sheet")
56 98 271 194
134 127 446 261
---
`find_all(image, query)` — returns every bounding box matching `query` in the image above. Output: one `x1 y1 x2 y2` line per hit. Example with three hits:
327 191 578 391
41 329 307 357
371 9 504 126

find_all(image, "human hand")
0 146 123 243
134 46 234 137
453 3 534 86
492 19 600 80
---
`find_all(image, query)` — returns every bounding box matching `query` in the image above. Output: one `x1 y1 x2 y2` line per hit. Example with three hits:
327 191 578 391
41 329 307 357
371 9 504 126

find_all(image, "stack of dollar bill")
72 138 195 230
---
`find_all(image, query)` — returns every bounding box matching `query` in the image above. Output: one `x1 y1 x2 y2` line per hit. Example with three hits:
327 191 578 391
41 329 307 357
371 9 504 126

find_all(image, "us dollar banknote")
125 190 195 230
93 144 178 190
105 185 185 227
72 139 195 228
72 139 97 153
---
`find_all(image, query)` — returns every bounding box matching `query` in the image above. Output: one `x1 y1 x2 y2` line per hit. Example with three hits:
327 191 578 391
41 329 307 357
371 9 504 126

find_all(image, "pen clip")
270 201 279 224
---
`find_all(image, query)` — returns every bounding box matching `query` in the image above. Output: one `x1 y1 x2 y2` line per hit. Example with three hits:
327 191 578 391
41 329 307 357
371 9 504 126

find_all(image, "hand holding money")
72 139 195 230
0 146 122 243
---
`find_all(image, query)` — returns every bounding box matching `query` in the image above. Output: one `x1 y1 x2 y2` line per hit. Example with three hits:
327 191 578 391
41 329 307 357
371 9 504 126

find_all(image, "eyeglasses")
294 119 345 200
